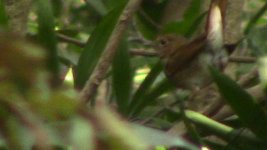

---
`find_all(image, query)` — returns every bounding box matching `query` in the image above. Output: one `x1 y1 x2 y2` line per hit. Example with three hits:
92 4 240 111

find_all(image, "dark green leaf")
37 0 60 82
104 0 127 10
86 0 107 16
112 38 133 115
210 67 267 139
131 78 173 117
128 61 163 116
0 0 8 29
75 3 126 89
51 0 63 17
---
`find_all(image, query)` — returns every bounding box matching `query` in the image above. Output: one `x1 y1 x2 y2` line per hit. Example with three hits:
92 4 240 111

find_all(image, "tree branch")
57 34 258 62
79 0 143 103
57 33 86 48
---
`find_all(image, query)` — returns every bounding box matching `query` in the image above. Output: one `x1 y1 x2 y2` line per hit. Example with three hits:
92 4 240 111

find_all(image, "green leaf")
105 0 127 10
0 0 8 29
75 3 126 89
131 124 198 150
210 67 267 140
128 61 163 116
37 0 60 82
70 117 94 150
51 0 64 17
112 39 133 115
185 110 264 148
86 0 107 16
131 78 173 117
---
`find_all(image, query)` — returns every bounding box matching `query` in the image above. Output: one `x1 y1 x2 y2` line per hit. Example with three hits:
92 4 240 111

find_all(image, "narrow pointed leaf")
128 61 163 116
75 3 126 89
0 0 8 29
112 39 132 115
210 67 267 139
37 0 60 82
131 78 173 117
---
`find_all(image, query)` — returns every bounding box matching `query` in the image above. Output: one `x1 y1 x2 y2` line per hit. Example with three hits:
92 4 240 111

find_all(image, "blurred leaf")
51 0 63 17
0 35 45 90
128 62 163 116
37 0 60 83
104 0 127 10
112 39 133 115
95 105 148 150
86 0 107 16
70 117 94 150
259 57 267 90
244 1 267 35
131 124 198 150
247 26 267 55
5 117 23 149
31 91 78 121
0 0 8 29
210 67 267 140
75 2 126 89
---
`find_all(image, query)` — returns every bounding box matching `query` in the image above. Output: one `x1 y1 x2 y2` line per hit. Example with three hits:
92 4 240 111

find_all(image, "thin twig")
129 48 158 57
56 33 259 63
57 33 158 57
79 0 143 103
57 33 86 47
56 34 259 62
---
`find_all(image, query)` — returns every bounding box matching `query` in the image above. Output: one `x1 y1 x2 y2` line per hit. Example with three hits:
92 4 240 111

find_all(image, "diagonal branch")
79 0 143 103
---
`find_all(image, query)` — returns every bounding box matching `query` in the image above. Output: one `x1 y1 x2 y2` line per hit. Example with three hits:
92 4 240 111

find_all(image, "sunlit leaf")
131 124 198 150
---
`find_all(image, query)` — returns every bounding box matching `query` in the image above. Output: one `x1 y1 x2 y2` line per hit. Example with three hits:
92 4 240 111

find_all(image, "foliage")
1 0 267 149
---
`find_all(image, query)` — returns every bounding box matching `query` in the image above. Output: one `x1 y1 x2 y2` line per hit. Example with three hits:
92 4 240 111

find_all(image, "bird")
155 0 227 91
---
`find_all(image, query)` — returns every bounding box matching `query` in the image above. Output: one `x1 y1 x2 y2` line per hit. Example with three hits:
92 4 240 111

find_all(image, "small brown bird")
155 0 227 90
